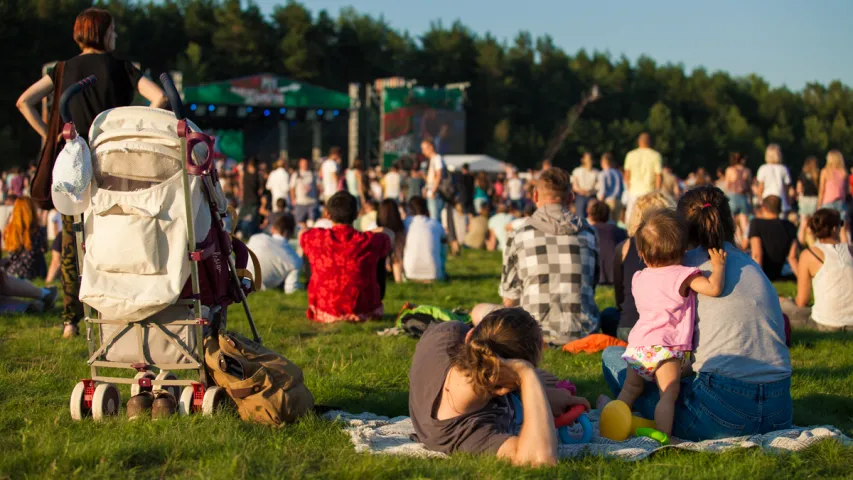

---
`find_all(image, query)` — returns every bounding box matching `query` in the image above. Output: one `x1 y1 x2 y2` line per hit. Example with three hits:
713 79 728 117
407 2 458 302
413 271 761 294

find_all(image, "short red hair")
73 8 113 51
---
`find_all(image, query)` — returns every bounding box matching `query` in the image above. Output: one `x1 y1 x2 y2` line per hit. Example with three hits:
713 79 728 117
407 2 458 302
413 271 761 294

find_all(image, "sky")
252 0 852 90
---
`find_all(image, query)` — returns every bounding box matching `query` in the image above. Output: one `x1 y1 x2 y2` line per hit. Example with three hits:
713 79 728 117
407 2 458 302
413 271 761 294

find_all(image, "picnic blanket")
323 409 852 461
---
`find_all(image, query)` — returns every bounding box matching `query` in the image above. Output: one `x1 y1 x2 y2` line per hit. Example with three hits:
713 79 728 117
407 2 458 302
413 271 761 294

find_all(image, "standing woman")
16 8 166 338
724 152 752 216
797 156 820 219
756 144 792 214
3 197 48 280
818 150 848 214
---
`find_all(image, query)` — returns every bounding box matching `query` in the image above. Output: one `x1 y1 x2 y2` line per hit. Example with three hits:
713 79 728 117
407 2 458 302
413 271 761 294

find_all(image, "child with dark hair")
586 200 627 285
409 307 588 464
300 192 391 322
618 208 727 436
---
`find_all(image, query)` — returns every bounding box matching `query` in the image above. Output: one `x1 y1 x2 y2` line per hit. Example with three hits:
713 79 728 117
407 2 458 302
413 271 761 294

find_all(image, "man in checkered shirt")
499 167 600 344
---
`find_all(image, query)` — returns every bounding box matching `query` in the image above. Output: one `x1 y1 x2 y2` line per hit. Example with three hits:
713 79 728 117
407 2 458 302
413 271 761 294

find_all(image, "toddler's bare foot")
596 394 611 410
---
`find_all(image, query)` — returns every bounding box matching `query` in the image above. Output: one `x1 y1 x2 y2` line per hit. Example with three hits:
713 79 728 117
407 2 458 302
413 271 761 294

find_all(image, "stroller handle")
59 75 97 124
159 73 185 120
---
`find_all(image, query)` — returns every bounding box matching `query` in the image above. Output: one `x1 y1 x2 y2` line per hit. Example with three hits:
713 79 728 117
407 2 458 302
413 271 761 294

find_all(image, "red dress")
301 225 391 323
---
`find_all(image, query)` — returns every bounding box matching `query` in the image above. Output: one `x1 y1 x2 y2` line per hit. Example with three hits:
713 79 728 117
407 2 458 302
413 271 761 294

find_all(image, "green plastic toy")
635 427 670 445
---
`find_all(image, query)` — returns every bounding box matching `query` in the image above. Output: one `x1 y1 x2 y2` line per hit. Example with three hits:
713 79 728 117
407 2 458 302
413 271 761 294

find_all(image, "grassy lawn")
1 249 851 479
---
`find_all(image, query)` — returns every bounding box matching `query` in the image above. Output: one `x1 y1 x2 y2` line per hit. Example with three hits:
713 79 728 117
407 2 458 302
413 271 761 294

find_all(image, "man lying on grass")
409 307 589 467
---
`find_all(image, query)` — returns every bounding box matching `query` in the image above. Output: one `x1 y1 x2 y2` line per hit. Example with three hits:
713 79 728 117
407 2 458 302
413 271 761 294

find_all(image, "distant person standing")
724 152 753 216
797 156 820 219
749 195 798 281
756 144 792 213
345 159 366 209
457 163 475 215
623 132 662 222
819 150 848 213
422 140 446 220
320 146 343 202
406 166 426 202
586 200 626 286
597 153 624 223
572 152 599 219
238 156 263 238
266 156 291 209
290 158 319 229
506 169 525 210
383 164 402 201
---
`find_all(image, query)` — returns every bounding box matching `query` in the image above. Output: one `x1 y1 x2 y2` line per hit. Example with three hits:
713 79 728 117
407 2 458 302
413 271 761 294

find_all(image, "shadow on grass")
793 393 853 431
790 329 853 348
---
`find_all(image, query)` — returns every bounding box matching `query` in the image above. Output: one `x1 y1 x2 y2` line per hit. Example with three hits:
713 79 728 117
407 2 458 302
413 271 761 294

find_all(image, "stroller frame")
65 74 260 420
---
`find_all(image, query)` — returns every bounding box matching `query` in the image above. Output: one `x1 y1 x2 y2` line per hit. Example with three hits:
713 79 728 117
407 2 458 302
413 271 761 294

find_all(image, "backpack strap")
230 235 262 291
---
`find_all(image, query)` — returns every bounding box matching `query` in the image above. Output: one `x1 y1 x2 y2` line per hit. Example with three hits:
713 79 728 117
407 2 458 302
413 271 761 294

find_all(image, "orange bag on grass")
561 334 627 354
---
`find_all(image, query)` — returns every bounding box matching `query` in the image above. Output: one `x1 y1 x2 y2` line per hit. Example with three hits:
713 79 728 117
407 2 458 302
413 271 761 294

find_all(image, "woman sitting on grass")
3 197 47 280
409 307 589 466
602 186 792 441
781 208 853 331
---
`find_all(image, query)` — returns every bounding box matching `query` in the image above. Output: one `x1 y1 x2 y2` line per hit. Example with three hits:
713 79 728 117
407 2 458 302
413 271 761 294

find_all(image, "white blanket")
324 409 852 461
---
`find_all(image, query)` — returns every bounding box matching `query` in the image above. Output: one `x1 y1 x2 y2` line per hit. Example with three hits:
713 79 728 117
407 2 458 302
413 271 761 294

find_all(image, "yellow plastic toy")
599 400 656 441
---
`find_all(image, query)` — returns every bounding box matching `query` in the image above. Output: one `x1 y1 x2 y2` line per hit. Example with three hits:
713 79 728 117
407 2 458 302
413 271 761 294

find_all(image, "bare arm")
16 75 54 139
795 251 814 308
787 241 800 279
685 248 727 297
137 76 167 109
818 171 826 207
496 363 557 467
750 237 762 267
796 180 804 196
655 173 662 191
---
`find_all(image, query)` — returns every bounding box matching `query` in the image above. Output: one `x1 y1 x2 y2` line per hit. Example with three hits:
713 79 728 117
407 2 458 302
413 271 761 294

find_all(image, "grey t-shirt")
409 322 515 454
683 243 792 383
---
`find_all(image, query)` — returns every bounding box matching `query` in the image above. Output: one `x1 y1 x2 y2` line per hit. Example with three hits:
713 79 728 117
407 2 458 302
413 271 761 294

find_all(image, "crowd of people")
6 5 852 469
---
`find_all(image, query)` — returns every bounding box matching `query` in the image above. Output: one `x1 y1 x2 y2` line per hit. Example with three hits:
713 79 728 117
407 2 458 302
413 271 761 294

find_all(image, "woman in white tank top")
788 208 853 330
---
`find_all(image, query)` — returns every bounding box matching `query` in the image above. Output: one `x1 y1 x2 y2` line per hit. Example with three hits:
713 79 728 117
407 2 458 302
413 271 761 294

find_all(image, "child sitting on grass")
617 208 727 436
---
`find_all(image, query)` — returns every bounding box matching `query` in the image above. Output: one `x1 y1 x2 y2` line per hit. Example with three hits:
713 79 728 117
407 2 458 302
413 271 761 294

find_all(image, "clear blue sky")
253 0 851 90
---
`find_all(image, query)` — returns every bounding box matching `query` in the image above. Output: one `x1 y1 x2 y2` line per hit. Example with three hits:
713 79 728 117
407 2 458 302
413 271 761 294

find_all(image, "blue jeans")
427 196 445 221
823 199 848 215
728 193 751 216
574 194 591 219
602 347 793 441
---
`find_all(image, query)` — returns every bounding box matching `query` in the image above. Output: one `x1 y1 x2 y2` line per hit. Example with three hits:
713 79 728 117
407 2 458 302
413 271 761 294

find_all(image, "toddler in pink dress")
617 208 727 436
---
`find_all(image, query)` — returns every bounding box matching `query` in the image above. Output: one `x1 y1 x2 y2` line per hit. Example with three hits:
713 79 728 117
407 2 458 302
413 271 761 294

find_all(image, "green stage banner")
382 86 466 168
184 74 351 109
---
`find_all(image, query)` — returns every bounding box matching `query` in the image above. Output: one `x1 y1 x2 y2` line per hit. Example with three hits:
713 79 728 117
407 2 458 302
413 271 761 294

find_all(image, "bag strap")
230 235 262 291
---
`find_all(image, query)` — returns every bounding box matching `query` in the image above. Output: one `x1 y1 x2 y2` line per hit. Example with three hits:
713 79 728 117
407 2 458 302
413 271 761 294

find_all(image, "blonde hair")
3 197 37 252
627 191 676 237
765 144 783 164
826 150 845 171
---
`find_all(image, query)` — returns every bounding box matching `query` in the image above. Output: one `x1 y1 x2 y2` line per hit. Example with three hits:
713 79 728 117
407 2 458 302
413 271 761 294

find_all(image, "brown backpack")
31 61 65 210
204 331 314 426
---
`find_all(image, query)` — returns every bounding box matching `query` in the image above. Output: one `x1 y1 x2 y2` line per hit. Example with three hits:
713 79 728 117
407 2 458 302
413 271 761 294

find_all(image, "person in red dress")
301 191 392 323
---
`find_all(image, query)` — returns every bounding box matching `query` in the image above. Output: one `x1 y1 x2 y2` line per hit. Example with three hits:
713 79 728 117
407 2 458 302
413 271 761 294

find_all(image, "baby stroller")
61 74 261 420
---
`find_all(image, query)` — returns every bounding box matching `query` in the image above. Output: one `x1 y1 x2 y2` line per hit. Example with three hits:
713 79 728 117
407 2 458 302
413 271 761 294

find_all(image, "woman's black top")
50 53 142 140
618 238 645 331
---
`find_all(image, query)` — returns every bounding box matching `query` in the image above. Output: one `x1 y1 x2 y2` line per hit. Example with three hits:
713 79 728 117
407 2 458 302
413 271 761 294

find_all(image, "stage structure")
181 74 352 163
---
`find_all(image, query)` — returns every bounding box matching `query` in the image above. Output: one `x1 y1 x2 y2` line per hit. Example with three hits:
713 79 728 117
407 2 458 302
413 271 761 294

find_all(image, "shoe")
42 286 58 311
151 390 177 420
62 324 79 338
126 392 155 419
26 300 45 313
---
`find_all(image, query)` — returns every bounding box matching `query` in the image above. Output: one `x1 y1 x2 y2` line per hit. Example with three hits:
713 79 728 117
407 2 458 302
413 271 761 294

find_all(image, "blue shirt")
599 168 624 200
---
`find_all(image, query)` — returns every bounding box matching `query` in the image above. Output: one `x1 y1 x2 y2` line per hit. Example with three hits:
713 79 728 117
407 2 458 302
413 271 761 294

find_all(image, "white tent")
443 154 507 173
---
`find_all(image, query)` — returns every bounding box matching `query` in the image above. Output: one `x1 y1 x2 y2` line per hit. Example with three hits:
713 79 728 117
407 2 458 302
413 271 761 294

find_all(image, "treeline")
4 0 853 175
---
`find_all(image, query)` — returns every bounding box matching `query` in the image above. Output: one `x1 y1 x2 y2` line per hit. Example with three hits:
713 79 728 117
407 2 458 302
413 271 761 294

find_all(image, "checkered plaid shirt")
499 206 600 344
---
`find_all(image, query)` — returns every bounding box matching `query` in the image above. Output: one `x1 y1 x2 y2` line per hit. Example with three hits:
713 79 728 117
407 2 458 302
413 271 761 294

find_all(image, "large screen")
382 87 466 168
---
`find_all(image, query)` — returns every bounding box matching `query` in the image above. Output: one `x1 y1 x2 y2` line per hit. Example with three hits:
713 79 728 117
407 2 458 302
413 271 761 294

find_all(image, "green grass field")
1 250 851 479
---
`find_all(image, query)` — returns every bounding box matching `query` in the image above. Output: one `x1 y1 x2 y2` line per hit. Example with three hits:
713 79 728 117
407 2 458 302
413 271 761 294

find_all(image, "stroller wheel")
91 383 121 421
178 386 197 416
130 371 156 397
69 381 92 421
155 371 181 399
202 386 228 416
